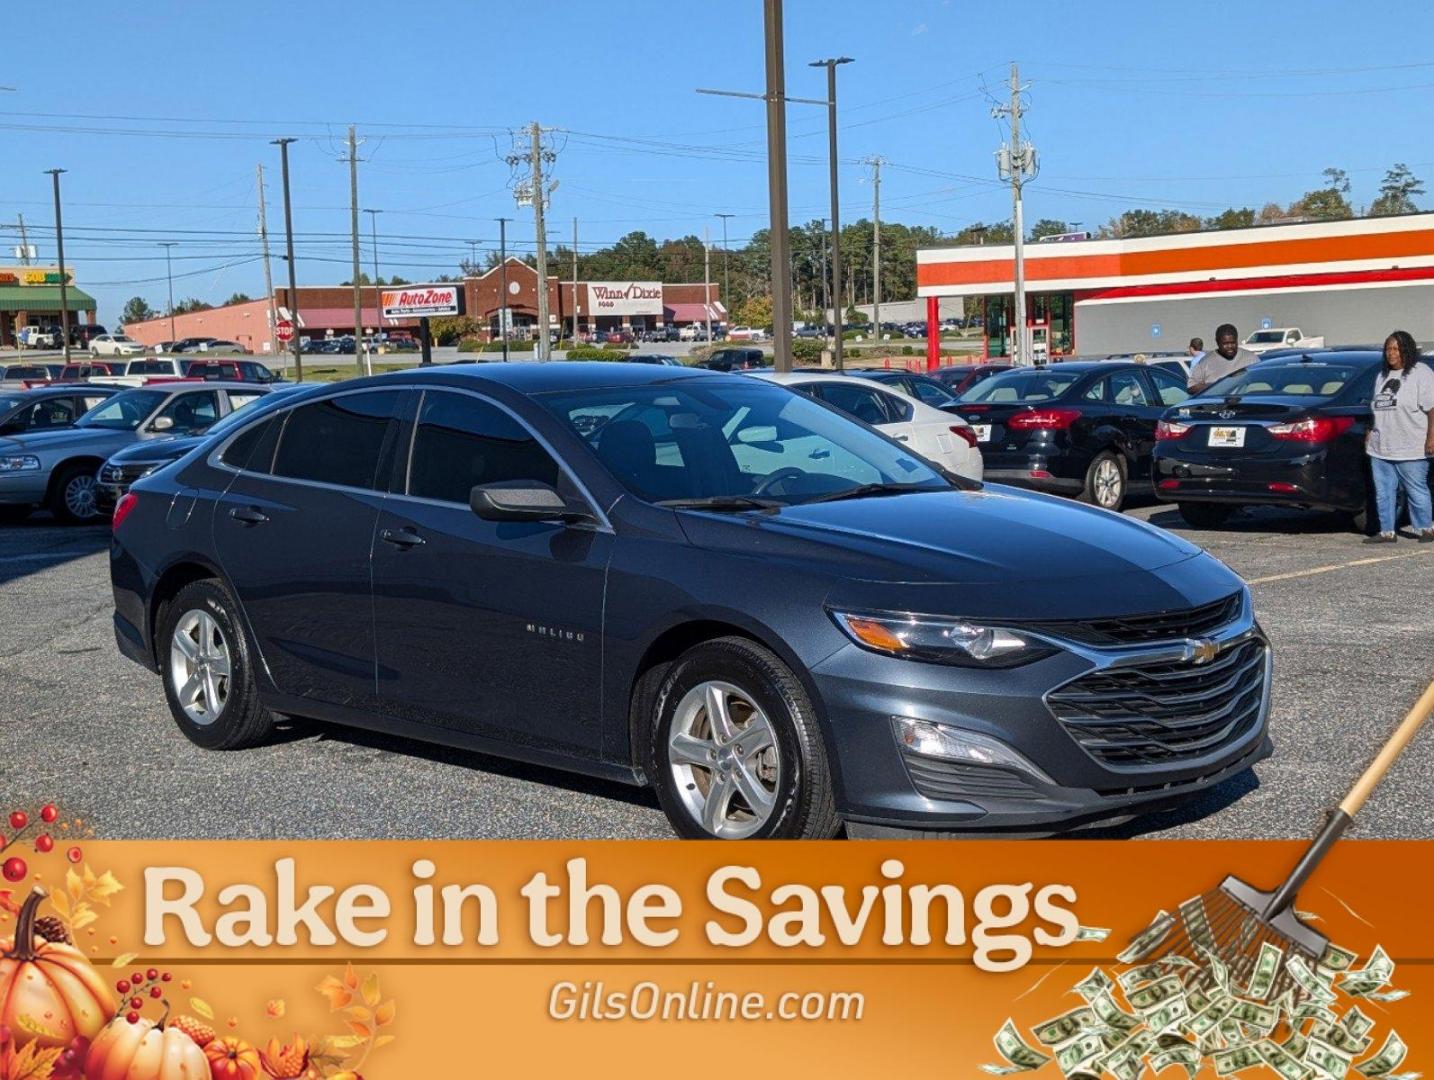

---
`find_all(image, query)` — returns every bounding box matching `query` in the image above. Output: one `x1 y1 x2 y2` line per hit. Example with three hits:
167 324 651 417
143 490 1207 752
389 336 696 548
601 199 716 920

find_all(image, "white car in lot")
89 334 145 358
727 326 768 342
749 371 983 481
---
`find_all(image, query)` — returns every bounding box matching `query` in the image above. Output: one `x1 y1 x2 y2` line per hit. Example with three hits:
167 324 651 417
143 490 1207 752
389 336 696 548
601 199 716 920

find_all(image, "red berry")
161 972 172 982
35 835 53 853
125 1012 139 1025
66 846 82 864
2 857 26 882
8 811 26 831
146 968 158 981
129 997 143 1010
131 972 143 986
149 986 162 999
40 805 58 824
116 980 130 994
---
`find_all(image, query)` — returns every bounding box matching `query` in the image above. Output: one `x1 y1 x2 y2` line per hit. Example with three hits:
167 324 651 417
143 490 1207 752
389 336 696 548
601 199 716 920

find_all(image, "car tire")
158 579 273 750
1176 502 1233 528
47 463 103 524
1081 451 1126 512
0 505 31 525
646 636 839 840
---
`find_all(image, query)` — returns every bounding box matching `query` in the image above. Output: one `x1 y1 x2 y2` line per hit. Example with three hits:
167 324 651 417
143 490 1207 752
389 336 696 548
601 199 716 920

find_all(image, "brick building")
0 267 98 348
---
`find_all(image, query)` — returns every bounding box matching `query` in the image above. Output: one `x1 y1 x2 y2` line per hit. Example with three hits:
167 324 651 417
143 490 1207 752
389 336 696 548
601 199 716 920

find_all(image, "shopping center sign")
380 284 464 319
588 281 663 316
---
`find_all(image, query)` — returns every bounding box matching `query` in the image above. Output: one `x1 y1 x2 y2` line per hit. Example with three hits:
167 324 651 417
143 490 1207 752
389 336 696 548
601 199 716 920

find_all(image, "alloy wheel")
63 475 99 520
1093 458 1123 508
169 609 231 725
667 680 781 839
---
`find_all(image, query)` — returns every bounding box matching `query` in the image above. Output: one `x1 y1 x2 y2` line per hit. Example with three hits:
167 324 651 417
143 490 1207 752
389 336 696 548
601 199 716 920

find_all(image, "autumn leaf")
65 869 83 905
87 869 124 905
111 952 138 968
373 1000 395 1027
70 908 98 931
265 999 285 1019
344 1020 372 1040
360 972 380 1008
342 1006 371 1025
47 891 69 920
342 963 359 990
373 1034 396 1049
319 1035 365 1053
315 975 353 1011
189 997 215 1020
3 1041 64 1080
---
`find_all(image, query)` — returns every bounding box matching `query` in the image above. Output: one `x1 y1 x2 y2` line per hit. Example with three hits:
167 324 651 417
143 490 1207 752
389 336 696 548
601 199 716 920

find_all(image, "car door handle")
228 505 269 525
380 527 426 549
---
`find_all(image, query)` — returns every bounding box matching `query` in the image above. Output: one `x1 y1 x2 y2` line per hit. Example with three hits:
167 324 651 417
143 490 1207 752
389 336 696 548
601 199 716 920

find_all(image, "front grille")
1047 639 1267 767
901 755 1043 802
99 463 146 485
1021 592 1243 646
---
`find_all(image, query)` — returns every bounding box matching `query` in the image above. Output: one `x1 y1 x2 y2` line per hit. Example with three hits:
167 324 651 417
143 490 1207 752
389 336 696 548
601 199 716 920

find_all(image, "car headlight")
892 717 1054 782
831 610 1056 667
0 456 41 473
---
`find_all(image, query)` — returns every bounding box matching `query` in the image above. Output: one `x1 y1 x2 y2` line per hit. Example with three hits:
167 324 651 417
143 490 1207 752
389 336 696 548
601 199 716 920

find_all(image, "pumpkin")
204 1036 263 1080
84 1014 209 1080
0 887 115 1050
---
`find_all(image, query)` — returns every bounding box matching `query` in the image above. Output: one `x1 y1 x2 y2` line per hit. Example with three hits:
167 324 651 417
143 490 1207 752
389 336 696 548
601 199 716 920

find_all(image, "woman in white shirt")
1365 330 1434 544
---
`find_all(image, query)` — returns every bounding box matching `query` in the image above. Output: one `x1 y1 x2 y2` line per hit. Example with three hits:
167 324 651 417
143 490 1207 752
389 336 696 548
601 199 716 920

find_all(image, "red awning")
664 301 726 323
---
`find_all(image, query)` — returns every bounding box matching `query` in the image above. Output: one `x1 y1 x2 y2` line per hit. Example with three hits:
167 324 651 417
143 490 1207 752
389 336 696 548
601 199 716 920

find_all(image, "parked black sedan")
930 362 1012 396
949 361 1191 511
1152 350 1410 531
110 362 1267 840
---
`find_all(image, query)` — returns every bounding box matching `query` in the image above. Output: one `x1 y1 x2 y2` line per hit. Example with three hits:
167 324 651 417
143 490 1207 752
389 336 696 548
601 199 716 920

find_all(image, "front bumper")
0 471 48 506
811 593 1272 833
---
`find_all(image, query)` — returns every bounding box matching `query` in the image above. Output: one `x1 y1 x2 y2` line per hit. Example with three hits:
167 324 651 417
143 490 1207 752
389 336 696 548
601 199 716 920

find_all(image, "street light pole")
364 208 382 365
158 242 177 341
45 169 70 362
715 212 734 312
810 56 853 371
271 138 303 381
496 217 511 361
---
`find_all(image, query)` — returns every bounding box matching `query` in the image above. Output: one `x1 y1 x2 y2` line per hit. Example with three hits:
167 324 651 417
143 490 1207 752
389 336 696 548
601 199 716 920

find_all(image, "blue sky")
3 0 1433 322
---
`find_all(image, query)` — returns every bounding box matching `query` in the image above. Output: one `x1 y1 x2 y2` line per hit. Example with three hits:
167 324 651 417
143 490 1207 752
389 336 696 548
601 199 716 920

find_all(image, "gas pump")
1029 323 1050 366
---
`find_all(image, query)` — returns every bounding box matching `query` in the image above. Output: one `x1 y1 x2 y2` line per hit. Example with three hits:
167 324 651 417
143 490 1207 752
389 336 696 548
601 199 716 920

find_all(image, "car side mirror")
470 480 591 524
150 415 175 432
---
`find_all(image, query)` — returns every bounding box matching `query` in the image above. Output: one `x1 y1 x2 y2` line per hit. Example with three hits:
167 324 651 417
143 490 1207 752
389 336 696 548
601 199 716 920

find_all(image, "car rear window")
958 370 1082 403
1206 364 1363 398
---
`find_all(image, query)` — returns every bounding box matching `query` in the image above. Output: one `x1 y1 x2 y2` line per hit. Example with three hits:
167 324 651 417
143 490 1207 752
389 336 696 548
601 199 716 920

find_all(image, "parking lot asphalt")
0 500 1430 841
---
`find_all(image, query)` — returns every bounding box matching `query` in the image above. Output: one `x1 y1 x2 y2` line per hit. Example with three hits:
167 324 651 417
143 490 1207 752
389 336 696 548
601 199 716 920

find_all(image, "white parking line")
1246 548 1434 586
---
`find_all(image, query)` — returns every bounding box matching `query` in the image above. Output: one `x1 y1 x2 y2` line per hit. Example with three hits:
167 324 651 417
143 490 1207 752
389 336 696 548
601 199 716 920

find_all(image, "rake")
1129 678 1434 1003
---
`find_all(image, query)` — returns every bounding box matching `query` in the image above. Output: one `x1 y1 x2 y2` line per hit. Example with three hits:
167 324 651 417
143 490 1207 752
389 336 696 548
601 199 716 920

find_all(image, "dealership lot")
0 503 1430 840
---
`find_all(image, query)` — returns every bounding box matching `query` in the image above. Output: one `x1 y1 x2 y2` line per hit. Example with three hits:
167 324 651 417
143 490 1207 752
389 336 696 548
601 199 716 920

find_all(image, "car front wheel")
648 637 839 840
158 579 273 750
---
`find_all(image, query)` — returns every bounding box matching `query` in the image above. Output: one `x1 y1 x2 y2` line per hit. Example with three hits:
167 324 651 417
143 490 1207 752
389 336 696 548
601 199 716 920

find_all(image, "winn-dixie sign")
380 285 463 319
588 281 662 316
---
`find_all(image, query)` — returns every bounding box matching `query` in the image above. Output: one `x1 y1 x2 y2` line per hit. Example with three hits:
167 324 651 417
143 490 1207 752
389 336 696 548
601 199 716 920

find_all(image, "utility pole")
365 208 382 361
347 126 370 376
818 219 828 329
158 242 177 342
45 169 70 362
864 156 884 337
529 122 552 361
256 163 279 366
572 217 580 343
764 0 792 371
496 217 511 361
994 62 1036 364
811 56 853 370
715 212 734 310
703 225 714 344
15 214 31 265
271 138 303 381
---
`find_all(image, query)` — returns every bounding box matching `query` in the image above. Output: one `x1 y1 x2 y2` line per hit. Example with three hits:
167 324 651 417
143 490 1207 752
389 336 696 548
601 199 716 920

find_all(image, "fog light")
891 717 1054 783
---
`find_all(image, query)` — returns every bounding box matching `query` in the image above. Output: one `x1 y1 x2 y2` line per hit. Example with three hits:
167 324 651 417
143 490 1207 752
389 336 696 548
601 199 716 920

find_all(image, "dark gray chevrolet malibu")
110 363 1271 839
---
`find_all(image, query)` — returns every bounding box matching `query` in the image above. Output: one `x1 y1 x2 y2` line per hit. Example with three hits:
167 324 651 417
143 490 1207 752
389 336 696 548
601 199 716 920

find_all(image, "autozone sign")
587 281 662 316
380 284 464 319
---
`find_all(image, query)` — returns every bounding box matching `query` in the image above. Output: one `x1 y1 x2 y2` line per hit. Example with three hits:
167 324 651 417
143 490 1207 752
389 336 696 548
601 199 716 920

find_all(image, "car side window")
226 390 265 413
1107 371 1153 407
220 416 279 472
1147 367 1190 406
272 391 402 490
1082 378 1109 402
909 379 952 406
813 382 898 426
155 391 220 433
407 391 560 505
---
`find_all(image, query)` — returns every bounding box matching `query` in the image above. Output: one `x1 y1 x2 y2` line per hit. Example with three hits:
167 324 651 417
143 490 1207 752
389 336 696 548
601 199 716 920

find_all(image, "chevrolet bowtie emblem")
1189 639 1220 665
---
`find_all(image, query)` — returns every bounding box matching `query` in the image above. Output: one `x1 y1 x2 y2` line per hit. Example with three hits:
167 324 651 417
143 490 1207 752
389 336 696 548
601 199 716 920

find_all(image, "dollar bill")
1187 985 1212 1014
1288 954 1339 1005
1188 997 1237 1039
1128 974 1184 1014
1151 1045 1201 1079
1180 895 1217 952
1229 999 1279 1034
1118 910 1175 964
1033 1006 1099 1047
1146 995 1191 1034
1356 1032 1408 1078
1246 941 1284 1001
1312 1020 1373 1057
1090 990 1141 1034
1214 1045 1264 1076
1259 1039 1314 1080
1200 945 1232 993
1320 943 1358 973
1283 1031 1309 1059
1340 946 1394 996
1307 1037 1354 1079
1343 1007 1375 1040
1363 989 1410 1003
1056 1033 1106 1076
1073 967 1114 1002
1075 925 1111 942
985 1019 1053 1074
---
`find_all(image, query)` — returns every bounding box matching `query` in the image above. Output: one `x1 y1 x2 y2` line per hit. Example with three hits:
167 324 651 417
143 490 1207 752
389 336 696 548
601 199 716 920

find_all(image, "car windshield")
957 369 1083 403
1204 363 1363 398
0 394 27 412
1247 331 1287 343
540 378 948 506
76 389 167 430
126 360 173 374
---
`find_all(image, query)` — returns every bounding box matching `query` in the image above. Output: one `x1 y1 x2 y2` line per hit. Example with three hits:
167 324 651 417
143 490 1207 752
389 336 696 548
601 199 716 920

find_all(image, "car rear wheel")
158 579 274 750
47 463 103 524
1081 451 1126 511
647 637 839 840
1177 502 1233 528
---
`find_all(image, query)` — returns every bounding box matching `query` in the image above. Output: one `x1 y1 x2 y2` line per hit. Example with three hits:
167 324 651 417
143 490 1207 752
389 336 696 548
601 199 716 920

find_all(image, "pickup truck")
89 358 187 388
1243 327 1325 354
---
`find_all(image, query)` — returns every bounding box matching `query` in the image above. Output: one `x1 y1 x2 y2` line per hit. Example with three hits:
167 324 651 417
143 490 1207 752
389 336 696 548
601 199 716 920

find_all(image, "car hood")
107 434 204 465
676 485 1234 620
0 427 133 454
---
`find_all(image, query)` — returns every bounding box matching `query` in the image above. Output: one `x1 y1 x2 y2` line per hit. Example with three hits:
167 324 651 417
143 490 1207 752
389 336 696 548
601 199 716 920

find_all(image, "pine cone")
33 915 70 944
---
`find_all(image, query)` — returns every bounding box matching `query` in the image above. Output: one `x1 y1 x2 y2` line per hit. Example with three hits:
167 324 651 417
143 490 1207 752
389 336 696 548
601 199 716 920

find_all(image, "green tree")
845 303 869 326
1290 186 1352 221
225 291 253 305
1028 218 1074 241
1323 167 1351 195
121 296 155 324
1103 209 1202 238
734 294 773 329
1371 163 1424 216
1205 207 1256 231
172 298 212 315
952 220 1013 246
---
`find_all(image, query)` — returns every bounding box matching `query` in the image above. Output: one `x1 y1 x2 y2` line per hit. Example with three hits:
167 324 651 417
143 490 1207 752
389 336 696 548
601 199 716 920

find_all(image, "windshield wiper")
656 494 786 512
803 482 940 504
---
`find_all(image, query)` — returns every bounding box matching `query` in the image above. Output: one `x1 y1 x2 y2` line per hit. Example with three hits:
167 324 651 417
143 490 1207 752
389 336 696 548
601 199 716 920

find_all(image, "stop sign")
276 319 294 344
